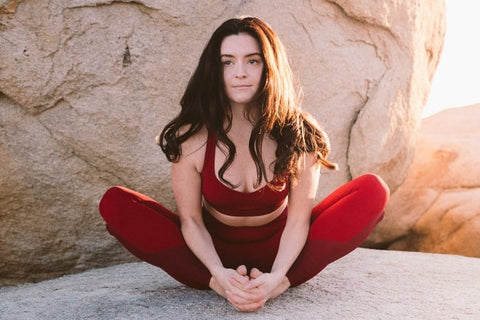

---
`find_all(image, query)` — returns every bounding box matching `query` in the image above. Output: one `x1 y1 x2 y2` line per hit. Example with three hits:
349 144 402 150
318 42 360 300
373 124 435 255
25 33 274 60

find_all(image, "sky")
422 0 480 118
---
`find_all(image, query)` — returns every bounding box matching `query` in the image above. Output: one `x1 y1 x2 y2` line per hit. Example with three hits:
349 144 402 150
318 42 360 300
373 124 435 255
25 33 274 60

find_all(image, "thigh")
99 186 183 252
99 186 211 289
309 173 389 242
286 174 389 286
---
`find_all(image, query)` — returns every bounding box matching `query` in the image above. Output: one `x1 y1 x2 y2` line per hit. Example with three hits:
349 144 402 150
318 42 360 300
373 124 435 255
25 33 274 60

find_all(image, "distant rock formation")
0 0 446 285
366 104 480 258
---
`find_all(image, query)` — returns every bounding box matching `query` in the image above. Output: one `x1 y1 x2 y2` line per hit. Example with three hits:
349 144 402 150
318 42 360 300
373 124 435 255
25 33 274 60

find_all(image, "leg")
99 186 211 289
286 174 390 286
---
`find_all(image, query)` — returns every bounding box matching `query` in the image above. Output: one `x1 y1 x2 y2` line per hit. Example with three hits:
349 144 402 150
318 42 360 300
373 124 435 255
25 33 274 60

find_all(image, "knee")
102 185 152 203
99 186 136 216
100 186 132 204
354 173 390 210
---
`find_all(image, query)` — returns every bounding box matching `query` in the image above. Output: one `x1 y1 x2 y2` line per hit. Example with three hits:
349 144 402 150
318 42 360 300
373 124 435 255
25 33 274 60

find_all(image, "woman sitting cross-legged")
99 16 390 312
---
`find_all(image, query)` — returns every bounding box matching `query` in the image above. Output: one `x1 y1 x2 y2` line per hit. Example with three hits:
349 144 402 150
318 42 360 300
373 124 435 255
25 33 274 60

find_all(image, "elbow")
286 217 310 235
179 215 204 233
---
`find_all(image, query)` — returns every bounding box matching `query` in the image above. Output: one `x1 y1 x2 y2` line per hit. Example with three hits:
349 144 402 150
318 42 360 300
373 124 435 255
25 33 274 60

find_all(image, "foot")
236 265 248 278
249 267 262 279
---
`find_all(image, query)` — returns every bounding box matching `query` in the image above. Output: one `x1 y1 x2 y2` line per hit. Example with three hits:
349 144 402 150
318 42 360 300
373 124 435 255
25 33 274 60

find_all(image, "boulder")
1 248 478 319
366 104 480 257
0 0 446 285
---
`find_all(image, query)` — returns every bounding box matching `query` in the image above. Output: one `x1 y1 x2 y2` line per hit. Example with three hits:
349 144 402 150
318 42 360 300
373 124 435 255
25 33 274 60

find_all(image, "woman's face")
220 33 264 109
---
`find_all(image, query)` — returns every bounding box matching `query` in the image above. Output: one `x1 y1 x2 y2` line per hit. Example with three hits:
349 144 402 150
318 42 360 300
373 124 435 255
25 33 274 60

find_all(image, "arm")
171 157 223 276
272 152 320 276
170 135 251 300
243 153 320 298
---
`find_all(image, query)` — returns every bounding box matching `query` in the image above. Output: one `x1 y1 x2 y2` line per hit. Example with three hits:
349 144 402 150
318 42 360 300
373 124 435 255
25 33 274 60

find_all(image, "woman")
99 16 389 312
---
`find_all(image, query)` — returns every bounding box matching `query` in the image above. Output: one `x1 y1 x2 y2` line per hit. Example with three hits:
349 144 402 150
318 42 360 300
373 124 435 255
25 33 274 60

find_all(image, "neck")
230 102 260 122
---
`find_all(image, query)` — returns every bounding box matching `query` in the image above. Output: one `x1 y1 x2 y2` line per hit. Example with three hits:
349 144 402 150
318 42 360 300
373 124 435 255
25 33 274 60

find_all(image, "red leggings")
99 174 389 289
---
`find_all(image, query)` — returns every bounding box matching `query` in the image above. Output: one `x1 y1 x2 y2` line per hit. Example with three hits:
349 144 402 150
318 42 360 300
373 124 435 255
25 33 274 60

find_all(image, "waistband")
202 207 288 244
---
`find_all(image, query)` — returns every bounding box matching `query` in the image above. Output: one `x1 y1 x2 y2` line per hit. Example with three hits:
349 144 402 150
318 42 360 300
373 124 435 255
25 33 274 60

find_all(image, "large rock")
1 248 479 319
366 104 480 257
0 0 446 285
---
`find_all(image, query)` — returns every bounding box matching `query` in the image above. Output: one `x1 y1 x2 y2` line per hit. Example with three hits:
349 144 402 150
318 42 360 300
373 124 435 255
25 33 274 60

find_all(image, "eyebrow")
220 53 262 58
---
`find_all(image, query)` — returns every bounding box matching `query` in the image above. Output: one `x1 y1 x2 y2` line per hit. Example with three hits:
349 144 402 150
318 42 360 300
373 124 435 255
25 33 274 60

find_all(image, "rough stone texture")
366 104 480 258
1 248 479 320
0 0 20 14
0 0 446 285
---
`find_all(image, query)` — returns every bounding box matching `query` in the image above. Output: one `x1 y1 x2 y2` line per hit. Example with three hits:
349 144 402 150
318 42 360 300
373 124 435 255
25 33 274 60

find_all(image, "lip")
232 85 252 89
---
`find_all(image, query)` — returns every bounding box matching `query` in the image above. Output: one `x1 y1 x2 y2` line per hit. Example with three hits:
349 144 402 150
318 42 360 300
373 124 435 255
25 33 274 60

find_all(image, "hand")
225 267 291 312
209 265 265 312
209 265 249 299
225 266 266 312
242 268 291 301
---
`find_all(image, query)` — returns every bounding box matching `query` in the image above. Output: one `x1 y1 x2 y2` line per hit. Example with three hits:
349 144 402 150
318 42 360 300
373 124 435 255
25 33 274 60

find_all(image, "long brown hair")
159 17 337 189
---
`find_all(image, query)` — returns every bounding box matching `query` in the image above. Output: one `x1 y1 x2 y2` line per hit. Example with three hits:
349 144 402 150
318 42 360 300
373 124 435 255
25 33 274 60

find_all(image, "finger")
234 299 267 312
243 276 264 290
226 288 258 302
229 273 249 287
227 292 254 307
226 289 264 305
230 299 265 312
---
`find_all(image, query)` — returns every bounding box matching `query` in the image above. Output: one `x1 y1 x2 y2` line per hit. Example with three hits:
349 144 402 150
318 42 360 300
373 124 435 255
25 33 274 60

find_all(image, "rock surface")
1 248 479 320
366 104 480 257
0 0 446 285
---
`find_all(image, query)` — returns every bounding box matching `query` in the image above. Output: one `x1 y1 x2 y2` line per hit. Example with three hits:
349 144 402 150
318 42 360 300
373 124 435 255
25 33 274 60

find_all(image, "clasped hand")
209 265 290 312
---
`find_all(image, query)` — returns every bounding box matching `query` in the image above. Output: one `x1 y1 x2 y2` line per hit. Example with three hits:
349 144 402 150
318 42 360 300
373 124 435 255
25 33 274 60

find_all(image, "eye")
222 60 233 66
248 59 260 65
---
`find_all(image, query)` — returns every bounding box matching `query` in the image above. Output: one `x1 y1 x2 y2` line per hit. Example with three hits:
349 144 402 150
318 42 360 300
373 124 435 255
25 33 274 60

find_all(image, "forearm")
271 220 309 277
270 154 319 278
180 218 224 276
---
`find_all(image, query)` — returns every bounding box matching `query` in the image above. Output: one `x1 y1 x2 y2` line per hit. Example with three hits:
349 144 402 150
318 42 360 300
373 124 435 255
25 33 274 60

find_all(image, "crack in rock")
325 0 401 47
66 0 159 11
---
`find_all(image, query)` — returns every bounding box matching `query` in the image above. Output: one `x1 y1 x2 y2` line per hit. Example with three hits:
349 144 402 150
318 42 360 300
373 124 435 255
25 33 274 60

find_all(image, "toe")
236 265 247 276
249 267 263 279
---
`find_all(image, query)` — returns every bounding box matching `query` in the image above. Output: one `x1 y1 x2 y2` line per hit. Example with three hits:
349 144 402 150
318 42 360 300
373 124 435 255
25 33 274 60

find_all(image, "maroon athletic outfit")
99 131 389 289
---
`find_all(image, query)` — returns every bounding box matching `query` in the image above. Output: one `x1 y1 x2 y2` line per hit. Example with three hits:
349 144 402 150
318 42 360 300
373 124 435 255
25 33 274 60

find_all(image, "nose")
235 62 247 78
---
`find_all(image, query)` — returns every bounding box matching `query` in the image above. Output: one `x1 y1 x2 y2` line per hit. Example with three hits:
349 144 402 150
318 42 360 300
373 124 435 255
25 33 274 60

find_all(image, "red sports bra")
201 131 289 217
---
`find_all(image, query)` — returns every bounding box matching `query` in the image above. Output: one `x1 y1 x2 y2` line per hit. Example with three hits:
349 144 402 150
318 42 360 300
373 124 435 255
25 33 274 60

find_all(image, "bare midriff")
203 198 288 227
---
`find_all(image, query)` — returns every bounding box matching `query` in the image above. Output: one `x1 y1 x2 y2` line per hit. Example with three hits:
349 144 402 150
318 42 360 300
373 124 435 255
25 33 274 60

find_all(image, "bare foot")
249 267 262 280
236 265 248 278
249 268 291 299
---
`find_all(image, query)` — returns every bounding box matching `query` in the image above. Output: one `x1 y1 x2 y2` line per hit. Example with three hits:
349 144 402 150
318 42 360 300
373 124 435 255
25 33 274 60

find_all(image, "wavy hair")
159 16 337 189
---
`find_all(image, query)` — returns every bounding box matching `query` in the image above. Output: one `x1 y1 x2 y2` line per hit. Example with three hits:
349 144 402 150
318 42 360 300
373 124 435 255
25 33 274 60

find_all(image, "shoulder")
176 125 208 172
